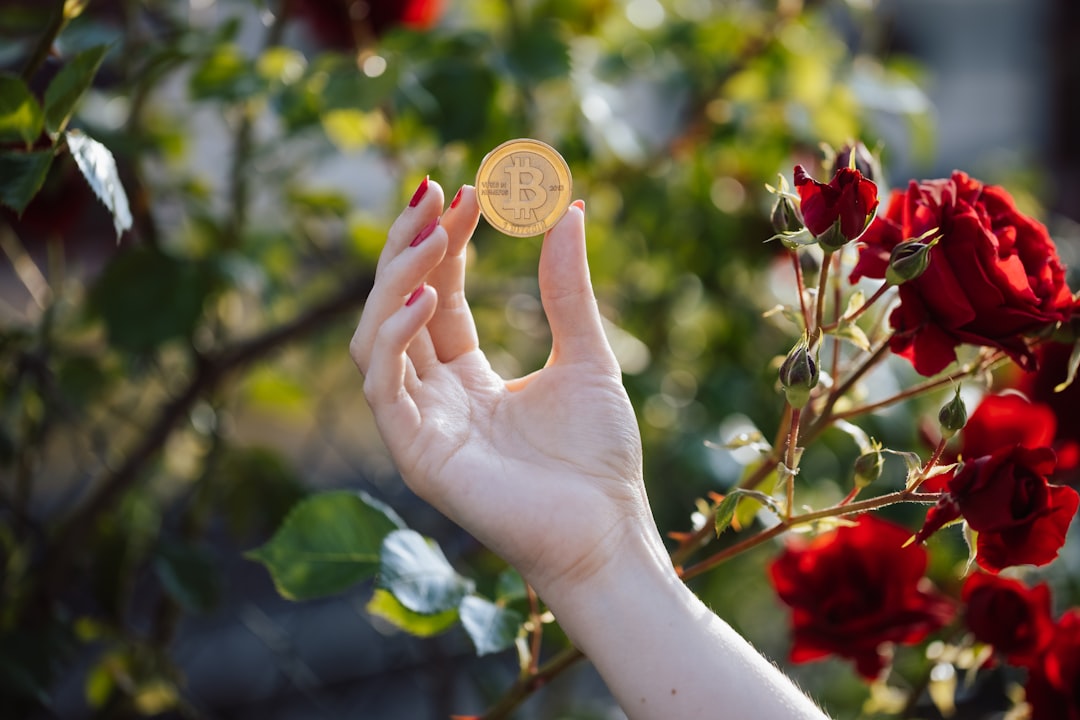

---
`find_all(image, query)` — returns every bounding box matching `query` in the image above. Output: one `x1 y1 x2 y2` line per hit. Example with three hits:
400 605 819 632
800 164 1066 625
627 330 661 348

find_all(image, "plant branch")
812 250 833 337
481 645 585 720
21 1 68 82
791 251 811 330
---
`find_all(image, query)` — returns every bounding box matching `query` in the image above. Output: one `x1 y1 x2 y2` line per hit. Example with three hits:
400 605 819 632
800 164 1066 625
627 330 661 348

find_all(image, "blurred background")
1 0 1079 718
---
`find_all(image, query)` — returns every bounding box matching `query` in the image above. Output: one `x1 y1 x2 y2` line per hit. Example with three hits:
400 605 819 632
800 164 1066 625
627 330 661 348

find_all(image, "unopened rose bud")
886 237 938 285
938 386 967 439
779 336 819 409
853 446 883 489
771 194 804 235
830 141 879 184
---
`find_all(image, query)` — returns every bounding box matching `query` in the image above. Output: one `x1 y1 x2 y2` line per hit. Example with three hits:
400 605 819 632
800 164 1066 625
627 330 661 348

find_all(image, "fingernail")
572 199 585 212
410 216 440 247
409 176 429 207
450 186 464 209
405 286 424 306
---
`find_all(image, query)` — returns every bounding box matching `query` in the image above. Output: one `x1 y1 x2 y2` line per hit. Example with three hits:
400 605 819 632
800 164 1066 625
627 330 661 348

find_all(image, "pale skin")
351 179 829 719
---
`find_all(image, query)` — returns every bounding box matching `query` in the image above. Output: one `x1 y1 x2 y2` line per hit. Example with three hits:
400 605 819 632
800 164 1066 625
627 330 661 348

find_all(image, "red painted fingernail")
450 186 464 209
405 286 424 306
409 176 429 207
410 216 440 247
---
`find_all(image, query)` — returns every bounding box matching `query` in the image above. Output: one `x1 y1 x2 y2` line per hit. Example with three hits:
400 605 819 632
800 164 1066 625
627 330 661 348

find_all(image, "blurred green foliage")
0 0 968 717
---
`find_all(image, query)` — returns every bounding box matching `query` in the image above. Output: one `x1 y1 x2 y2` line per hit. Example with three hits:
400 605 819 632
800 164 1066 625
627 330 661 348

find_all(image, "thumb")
538 201 615 367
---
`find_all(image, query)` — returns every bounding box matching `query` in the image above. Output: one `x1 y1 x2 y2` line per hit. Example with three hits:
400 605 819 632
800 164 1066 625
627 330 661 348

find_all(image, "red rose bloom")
793 165 878 247
769 515 954 679
287 0 444 49
962 572 1054 667
1025 609 1080 720
1016 341 1080 474
915 445 1078 572
849 172 1077 377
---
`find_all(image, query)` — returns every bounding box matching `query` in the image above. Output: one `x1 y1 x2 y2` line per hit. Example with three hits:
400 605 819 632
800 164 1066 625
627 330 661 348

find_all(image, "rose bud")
779 335 819 409
938 386 967 439
885 236 939 286
830 141 879 183
852 445 884 488
771 193 804 236
793 164 879 252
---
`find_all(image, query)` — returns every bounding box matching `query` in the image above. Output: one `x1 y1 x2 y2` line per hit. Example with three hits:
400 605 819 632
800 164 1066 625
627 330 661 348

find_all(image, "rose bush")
849 172 1078 376
768 515 954 679
1017 341 1080 475
961 572 1054 667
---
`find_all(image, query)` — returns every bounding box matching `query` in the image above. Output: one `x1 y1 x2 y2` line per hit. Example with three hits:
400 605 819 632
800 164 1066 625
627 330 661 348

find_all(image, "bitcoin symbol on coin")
505 156 549 221
476 139 573 237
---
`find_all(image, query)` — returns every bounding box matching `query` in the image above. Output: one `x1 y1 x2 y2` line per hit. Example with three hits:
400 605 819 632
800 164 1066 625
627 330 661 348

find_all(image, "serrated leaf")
883 449 925 487
734 466 779 529
366 588 458 637
0 74 43 146
459 595 524 656
713 492 742 536
0 149 52 213
153 542 219 613
44 44 109 134
65 131 132 238
247 490 404 601
378 529 474 615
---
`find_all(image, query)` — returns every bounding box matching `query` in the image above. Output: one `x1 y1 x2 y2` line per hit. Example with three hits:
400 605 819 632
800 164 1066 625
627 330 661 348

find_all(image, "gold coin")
475 139 573 237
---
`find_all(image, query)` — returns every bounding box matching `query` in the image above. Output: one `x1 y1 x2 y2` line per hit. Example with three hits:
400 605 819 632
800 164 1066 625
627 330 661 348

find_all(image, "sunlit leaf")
366 589 459 637
0 74 43 146
247 490 404 600
44 44 109 134
65 130 132 237
378 529 474 615
459 595 524 656
1053 338 1080 393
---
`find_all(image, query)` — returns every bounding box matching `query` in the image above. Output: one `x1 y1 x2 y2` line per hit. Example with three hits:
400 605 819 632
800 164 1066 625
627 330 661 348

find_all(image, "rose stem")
783 407 802 520
791 249 811 330
525 581 543 676
812 250 834 338
909 437 950 492
819 281 890 333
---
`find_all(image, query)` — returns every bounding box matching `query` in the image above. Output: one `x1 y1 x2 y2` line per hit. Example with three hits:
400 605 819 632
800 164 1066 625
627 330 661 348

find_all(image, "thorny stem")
679 488 942 582
910 437 950 492
791 251 811 330
783 408 802 520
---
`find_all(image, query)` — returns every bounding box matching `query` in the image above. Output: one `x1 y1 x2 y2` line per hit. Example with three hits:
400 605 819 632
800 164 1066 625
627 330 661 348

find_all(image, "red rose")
1025 609 1080 720
1016 341 1080 473
794 165 878 249
915 445 1078 572
849 172 1077 377
962 572 1054 667
769 515 954 679
287 0 444 49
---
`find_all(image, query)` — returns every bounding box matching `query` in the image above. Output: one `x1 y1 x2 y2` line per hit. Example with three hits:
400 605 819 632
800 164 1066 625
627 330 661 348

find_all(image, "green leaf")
495 568 527 603
0 149 52 213
713 492 742 536
87 247 216 353
65 130 132 238
0 74 43 146
733 465 779 529
828 320 871 352
247 490 404 601
366 588 459 637
44 44 109 134
378 529 475 615
189 44 263 101
459 595 524 656
506 20 571 84
415 59 497 143
153 542 220 613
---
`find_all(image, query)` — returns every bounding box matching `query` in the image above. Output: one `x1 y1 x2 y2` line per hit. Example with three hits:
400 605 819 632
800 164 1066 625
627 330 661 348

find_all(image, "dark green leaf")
153 542 220 613
366 588 459 637
215 446 307 541
87 247 216 353
0 149 53 213
44 44 110 134
0 73 44 145
247 490 404 601
65 131 132 238
378 529 474 615
506 21 571 84
713 492 741 536
459 595 523 656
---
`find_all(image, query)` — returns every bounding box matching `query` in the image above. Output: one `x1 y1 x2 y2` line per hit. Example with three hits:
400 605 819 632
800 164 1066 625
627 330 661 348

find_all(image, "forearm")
538 524 829 720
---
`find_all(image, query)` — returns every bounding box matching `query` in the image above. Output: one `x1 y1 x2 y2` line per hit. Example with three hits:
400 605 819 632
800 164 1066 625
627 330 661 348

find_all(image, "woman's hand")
350 179 658 599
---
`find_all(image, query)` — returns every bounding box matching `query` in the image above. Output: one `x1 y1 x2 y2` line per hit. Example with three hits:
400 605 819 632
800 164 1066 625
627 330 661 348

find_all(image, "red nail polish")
405 286 424 306
450 186 464 209
409 176 429 207
410 217 439 247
